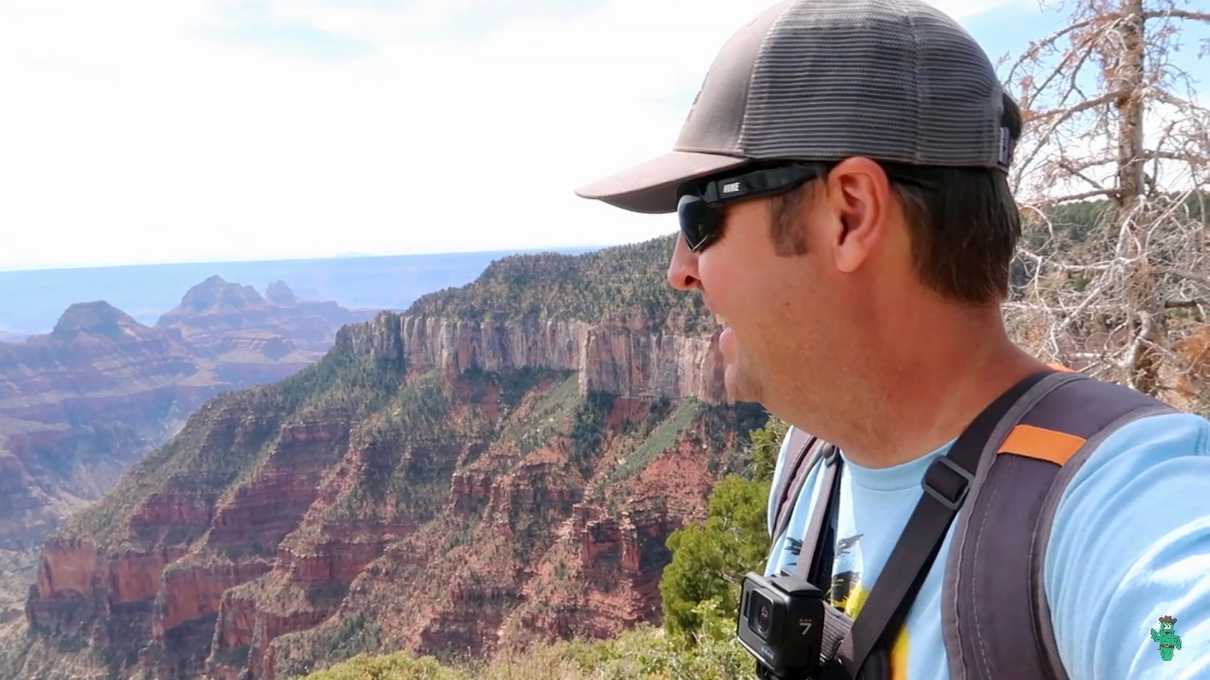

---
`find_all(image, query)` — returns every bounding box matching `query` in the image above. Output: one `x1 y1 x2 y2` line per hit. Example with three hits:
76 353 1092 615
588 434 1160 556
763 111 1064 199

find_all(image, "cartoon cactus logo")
1150 615 1182 662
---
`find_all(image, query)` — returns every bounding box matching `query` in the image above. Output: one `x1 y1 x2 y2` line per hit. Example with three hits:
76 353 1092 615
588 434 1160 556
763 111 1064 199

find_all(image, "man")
575 0 1209 678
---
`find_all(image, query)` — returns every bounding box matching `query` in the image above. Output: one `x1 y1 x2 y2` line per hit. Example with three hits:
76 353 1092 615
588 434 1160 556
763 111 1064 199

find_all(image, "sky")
0 0 1204 272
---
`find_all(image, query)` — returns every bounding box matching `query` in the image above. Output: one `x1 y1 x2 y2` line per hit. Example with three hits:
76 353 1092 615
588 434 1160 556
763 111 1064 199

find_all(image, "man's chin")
723 364 747 406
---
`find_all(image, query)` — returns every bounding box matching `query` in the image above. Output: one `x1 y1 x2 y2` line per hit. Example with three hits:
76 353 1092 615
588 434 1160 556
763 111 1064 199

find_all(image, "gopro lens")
749 591 774 640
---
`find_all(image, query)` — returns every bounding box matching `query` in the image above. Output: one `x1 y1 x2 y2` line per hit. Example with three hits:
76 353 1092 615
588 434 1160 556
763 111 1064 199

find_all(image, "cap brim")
574 151 749 214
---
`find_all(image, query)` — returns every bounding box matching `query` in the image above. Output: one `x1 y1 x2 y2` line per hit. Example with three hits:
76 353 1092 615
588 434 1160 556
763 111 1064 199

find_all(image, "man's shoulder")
1046 408 1210 574
1064 410 1210 491
1043 410 1210 677
1050 410 1209 527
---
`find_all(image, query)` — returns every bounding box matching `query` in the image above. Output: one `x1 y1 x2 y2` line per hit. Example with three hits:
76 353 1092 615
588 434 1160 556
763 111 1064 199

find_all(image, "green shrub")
296 625 757 680
296 652 461 680
658 415 786 639
659 475 770 638
570 391 614 471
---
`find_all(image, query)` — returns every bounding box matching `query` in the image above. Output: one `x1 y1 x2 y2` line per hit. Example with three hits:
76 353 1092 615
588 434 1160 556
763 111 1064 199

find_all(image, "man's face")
667 190 835 412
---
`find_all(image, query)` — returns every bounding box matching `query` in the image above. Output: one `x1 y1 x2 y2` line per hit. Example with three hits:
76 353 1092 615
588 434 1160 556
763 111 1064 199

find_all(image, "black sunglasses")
677 163 827 252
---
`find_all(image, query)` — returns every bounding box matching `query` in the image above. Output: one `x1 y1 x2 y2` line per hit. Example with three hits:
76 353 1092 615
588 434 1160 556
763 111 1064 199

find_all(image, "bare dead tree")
1002 0 1209 409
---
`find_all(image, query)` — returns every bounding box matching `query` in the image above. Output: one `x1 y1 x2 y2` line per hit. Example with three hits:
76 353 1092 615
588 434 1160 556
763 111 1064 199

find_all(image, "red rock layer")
155 560 272 638
17 306 751 679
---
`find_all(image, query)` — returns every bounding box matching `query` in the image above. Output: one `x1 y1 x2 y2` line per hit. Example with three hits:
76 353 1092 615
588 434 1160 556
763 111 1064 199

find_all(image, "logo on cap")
998 126 1012 168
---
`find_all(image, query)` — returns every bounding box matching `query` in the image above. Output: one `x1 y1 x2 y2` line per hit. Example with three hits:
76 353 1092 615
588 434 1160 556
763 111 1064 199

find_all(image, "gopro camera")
736 572 849 680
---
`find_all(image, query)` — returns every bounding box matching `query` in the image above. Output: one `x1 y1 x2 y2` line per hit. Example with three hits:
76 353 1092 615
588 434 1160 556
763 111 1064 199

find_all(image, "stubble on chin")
722 362 736 405
724 361 761 407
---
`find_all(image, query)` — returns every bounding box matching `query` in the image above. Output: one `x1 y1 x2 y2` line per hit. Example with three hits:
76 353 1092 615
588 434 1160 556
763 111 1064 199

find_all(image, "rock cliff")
346 312 726 404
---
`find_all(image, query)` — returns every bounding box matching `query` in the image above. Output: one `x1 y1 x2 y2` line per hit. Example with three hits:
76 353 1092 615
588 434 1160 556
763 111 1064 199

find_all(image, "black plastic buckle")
923 457 974 511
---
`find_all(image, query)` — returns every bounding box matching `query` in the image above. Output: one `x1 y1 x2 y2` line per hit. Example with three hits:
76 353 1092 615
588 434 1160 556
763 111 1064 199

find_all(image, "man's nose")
666 233 702 291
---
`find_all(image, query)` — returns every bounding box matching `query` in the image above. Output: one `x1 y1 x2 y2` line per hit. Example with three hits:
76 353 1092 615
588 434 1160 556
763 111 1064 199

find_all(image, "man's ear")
822 157 892 273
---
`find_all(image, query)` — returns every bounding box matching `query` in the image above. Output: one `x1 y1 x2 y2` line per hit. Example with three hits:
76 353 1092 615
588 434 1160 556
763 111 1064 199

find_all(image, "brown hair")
768 94 1024 306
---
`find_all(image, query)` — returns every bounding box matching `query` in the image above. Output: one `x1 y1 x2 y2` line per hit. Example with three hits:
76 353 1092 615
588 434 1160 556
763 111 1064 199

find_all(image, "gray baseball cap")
575 0 1015 214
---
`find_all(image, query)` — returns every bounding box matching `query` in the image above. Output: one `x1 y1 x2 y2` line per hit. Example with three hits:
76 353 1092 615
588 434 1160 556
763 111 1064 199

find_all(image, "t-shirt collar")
839 436 960 492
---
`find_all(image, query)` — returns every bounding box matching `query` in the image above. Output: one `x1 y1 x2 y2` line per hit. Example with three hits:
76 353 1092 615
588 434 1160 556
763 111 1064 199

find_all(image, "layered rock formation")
0 302 214 619
0 283 375 620
158 276 372 359
2 235 770 679
393 313 726 403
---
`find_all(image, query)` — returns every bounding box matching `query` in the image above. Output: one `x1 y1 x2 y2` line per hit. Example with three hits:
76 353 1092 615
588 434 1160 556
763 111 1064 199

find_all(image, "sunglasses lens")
678 193 720 252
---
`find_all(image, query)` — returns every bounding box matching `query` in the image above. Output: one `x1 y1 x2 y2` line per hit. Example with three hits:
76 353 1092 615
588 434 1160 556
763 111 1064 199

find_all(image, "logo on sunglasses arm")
722 181 743 195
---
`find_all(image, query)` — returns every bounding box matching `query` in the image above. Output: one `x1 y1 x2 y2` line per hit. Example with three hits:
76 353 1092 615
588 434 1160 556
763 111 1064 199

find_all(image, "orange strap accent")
997 424 1086 466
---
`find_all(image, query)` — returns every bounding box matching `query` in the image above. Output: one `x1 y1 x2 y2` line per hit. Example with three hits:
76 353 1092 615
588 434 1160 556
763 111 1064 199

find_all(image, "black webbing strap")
791 444 841 587
830 370 1054 678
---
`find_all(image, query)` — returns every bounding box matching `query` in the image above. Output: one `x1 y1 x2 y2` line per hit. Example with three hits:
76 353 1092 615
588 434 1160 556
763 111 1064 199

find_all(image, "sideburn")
768 184 812 257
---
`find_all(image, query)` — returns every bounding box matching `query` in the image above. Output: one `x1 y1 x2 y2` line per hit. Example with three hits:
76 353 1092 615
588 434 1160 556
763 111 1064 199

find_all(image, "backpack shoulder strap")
770 426 824 544
943 372 1175 680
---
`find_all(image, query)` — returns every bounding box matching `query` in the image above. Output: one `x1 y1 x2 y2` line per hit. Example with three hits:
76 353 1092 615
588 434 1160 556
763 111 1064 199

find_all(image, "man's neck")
825 326 1047 470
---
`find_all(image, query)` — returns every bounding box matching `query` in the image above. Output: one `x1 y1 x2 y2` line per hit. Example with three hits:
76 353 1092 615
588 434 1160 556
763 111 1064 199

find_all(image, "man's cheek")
719 326 736 361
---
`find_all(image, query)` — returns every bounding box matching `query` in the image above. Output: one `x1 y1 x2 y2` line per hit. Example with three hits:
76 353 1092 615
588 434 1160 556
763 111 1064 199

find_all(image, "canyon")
0 236 768 679
0 277 373 620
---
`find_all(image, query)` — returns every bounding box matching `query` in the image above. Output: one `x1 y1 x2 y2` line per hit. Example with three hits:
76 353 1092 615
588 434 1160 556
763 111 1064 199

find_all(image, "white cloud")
0 0 1028 270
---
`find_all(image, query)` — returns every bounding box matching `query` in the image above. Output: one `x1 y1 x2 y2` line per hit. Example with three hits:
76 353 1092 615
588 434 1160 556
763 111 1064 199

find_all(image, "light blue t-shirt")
764 412 1210 679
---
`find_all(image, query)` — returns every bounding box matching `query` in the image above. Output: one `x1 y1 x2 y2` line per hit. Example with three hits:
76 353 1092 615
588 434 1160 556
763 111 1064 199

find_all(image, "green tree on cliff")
659 415 788 640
